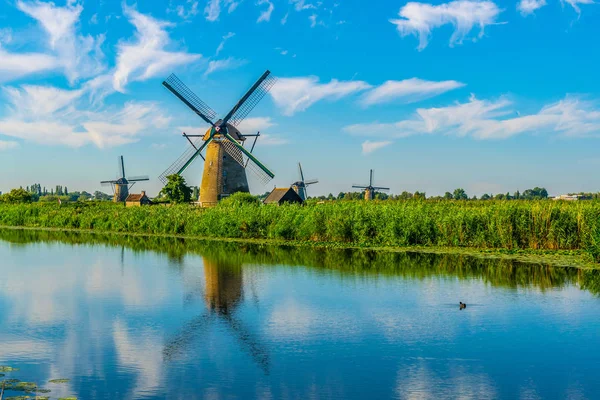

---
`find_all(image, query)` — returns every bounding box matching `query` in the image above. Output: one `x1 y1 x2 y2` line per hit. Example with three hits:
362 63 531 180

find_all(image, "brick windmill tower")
159 71 276 207
352 169 390 200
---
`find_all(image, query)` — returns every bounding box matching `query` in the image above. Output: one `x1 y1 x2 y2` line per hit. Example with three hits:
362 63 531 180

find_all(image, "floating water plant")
48 379 70 384
0 367 18 373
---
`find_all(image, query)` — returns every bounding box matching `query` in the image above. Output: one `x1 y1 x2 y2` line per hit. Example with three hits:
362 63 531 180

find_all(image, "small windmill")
352 169 389 201
159 70 276 207
100 156 149 202
291 162 318 201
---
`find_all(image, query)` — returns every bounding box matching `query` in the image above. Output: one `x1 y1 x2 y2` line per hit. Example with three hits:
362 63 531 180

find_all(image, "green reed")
2 199 600 261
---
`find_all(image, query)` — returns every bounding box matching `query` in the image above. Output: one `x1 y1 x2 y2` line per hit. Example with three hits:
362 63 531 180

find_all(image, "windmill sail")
221 137 273 184
223 72 277 127
163 74 218 125
158 136 207 184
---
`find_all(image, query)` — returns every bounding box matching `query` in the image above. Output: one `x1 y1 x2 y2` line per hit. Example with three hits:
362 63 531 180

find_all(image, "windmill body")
160 72 276 207
352 169 390 201
199 124 250 206
100 156 149 203
291 162 318 201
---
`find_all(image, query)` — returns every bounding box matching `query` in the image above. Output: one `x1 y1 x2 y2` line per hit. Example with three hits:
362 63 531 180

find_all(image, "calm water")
0 230 599 399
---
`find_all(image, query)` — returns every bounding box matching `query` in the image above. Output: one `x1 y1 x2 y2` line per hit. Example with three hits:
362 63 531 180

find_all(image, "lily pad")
4 381 40 393
58 397 78 400
0 366 18 372
49 378 70 384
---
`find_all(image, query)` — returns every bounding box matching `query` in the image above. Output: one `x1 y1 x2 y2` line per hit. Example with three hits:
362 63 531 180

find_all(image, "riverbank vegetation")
2 196 600 262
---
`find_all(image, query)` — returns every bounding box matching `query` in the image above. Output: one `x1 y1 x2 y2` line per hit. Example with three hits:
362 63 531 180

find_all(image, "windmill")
291 162 318 201
100 156 149 202
352 169 390 201
159 70 277 207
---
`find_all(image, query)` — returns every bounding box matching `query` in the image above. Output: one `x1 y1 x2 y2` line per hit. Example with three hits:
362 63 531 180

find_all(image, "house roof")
263 188 303 204
125 193 147 202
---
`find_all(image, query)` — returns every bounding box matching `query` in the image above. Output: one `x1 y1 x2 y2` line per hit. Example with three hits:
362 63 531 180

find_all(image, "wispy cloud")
517 0 547 15
362 140 392 154
561 0 595 15
113 5 201 92
0 84 169 148
281 12 289 24
290 0 317 11
204 0 239 21
390 0 502 50
345 94 600 140
236 117 288 145
171 0 200 19
16 0 106 83
215 32 235 55
257 0 274 22
361 78 465 106
270 76 372 115
0 140 19 150
0 48 59 83
204 57 247 77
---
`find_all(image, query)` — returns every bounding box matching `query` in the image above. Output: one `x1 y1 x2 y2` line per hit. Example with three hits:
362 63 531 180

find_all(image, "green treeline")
2 199 600 261
2 228 600 295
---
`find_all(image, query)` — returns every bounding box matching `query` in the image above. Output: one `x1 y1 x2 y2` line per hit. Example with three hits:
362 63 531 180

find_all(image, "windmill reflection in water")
162 257 270 374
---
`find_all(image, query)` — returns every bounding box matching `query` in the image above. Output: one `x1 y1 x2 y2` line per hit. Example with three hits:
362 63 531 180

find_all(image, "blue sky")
0 0 599 197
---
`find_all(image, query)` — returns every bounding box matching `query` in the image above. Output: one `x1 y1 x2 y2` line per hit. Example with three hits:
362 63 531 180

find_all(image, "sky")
0 0 599 197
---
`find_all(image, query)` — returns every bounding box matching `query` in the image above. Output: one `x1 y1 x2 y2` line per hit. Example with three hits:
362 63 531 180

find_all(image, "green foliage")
218 192 261 207
453 188 468 200
0 189 33 203
159 174 193 204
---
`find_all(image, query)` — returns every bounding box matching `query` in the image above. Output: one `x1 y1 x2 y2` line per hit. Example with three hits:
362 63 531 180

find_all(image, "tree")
399 191 413 200
453 188 468 200
443 192 454 200
160 174 193 204
413 191 426 200
481 193 491 200
1 188 33 203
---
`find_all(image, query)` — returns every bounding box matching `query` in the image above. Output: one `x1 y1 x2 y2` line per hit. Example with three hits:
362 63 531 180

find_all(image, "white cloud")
0 48 59 83
270 76 372 115
90 13 98 24
390 1 502 50
17 0 105 83
309 14 318 27
344 94 600 140
216 32 235 55
204 57 247 77
290 0 317 11
361 78 465 106
175 0 200 19
561 0 595 15
205 0 221 21
362 140 392 154
113 5 201 92
257 0 275 22
204 0 239 21
239 117 288 145
0 84 169 148
281 12 289 24
0 140 19 150
518 0 547 15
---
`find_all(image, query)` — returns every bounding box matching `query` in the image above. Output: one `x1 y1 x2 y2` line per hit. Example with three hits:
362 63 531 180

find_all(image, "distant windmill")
291 162 318 201
352 169 389 201
100 156 149 202
159 70 276 207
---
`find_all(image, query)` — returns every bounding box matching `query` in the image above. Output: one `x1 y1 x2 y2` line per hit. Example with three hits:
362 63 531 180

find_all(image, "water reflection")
1 228 600 399
164 257 270 374
1 228 599 294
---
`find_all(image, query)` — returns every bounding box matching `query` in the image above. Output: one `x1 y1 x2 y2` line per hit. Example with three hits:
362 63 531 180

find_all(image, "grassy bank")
2 199 600 261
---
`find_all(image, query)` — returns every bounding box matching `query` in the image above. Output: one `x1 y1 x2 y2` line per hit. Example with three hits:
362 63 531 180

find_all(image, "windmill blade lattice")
159 136 206 184
221 139 273 184
227 74 277 127
163 74 218 125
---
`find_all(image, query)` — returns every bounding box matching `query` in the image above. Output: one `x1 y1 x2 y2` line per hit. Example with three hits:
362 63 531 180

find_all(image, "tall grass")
1 200 600 260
